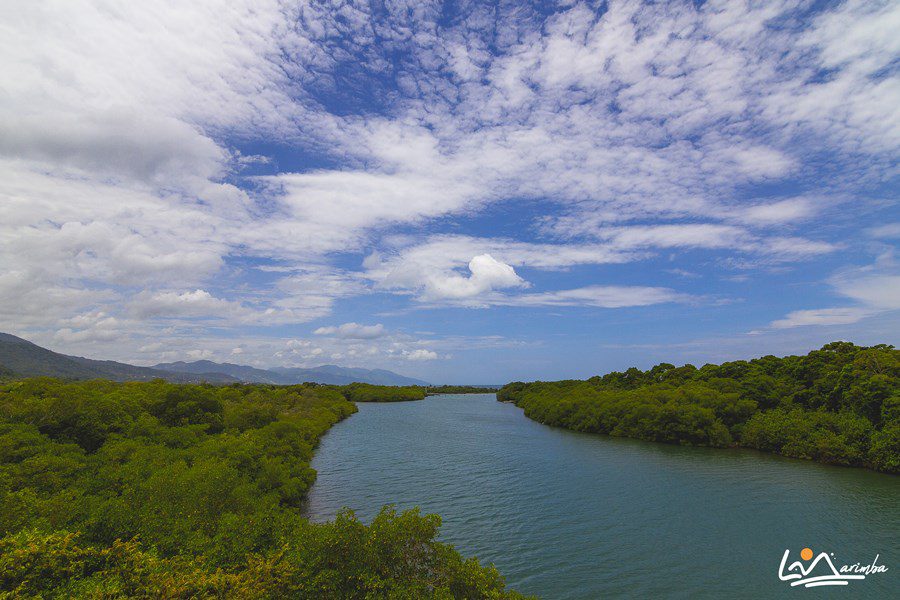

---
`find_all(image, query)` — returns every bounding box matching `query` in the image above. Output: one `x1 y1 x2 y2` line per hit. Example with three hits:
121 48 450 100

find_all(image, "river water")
306 394 898 598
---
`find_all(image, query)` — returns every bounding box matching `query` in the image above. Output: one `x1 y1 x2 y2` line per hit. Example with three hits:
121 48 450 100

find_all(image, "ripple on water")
306 395 900 599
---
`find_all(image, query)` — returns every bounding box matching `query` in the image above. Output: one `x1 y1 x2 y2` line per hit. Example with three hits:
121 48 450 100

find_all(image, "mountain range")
0 333 430 386
152 360 429 386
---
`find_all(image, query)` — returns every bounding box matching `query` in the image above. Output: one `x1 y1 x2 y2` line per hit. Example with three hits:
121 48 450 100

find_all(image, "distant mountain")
157 360 431 386
0 332 430 386
0 333 236 383
272 365 430 386
153 360 292 384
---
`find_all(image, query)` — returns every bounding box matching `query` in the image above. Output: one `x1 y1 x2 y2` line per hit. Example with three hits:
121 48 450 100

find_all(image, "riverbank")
306 393 899 598
0 379 526 598
497 342 899 473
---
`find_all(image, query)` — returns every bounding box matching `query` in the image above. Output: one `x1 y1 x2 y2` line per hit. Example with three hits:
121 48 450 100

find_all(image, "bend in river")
306 394 899 599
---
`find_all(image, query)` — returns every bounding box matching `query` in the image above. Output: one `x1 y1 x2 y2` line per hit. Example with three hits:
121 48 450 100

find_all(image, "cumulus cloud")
130 290 234 319
416 254 527 302
367 235 635 282
364 230 832 308
367 235 689 309
52 311 128 344
405 349 439 361
314 322 387 339
127 287 332 326
367 238 642 305
186 349 214 361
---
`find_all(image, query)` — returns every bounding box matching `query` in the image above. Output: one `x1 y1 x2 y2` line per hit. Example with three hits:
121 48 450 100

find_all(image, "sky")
1 0 898 384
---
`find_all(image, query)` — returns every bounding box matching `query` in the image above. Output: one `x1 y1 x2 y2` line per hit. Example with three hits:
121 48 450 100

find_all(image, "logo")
778 547 888 588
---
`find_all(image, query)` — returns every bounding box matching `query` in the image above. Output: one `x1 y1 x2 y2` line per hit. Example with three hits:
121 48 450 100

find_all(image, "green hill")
0 333 235 383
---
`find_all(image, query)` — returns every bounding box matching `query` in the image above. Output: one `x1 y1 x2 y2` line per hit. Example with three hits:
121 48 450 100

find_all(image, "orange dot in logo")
800 548 814 561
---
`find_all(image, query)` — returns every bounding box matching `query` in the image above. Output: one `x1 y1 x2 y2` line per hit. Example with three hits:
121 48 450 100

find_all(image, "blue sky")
1 0 898 383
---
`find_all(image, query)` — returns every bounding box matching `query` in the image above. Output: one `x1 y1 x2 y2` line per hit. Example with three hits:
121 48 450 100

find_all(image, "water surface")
306 394 898 598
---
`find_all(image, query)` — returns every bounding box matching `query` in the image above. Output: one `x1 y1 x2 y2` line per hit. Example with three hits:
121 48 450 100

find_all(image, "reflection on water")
306 394 899 599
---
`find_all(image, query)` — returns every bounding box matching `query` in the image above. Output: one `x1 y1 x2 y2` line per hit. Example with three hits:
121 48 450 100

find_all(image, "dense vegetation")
342 384 499 400
498 343 899 473
340 382 427 402
0 378 523 598
426 386 500 395
343 383 502 402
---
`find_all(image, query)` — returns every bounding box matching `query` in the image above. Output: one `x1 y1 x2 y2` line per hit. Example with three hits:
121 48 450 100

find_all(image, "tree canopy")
0 378 525 598
498 343 899 473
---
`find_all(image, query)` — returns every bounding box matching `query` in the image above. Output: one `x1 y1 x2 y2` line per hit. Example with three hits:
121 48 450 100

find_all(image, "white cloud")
130 290 234 319
500 285 687 309
832 274 900 311
767 253 900 329
735 198 817 226
405 349 438 361
0 0 895 359
417 254 527 302
758 237 837 260
590 225 750 250
272 270 367 321
666 269 700 279
364 230 832 308
128 287 332 326
186 349 214 361
369 235 635 279
52 311 128 344
369 246 536 303
867 222 900 239
314 322 387 339
770 308 874 330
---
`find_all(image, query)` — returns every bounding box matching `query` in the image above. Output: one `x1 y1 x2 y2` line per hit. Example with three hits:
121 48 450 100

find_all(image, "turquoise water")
306 394 899 598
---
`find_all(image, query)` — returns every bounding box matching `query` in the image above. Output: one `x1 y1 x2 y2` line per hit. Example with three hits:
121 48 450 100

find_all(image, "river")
306 394 898 598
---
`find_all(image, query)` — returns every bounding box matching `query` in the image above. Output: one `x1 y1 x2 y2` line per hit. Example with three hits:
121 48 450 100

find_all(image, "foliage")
426 385 500 395
0 379 523 598
339 383 498 401
498 343 900 473
340 382 426 402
